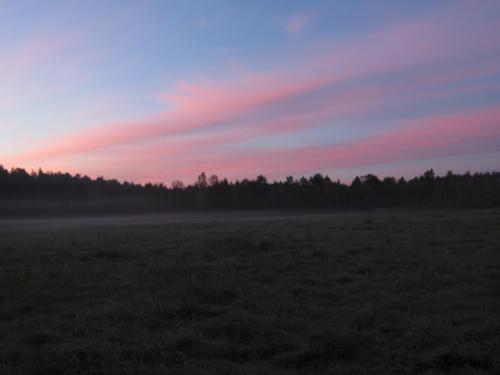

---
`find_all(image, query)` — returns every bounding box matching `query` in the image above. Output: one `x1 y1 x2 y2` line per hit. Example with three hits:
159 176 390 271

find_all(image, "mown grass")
0 210 499 374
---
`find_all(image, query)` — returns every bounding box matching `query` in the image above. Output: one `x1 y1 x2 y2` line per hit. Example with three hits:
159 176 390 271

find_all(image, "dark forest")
1 165 499 214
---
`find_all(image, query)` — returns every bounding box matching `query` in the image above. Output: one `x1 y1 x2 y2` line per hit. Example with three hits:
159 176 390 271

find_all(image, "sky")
1 0 500 184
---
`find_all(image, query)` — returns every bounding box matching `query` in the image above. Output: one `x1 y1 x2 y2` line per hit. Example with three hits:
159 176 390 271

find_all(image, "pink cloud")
5 74 398 168
28 75 393 172
3 1 500 183
153 105 500 182
40 104 500 184
7 73 338 164
13 1 495 158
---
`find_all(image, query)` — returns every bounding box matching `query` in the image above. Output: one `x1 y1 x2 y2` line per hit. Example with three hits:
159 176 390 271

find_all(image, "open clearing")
1 210 499 374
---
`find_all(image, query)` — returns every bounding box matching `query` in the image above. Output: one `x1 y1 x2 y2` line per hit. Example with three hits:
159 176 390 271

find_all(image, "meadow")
0 210 499 374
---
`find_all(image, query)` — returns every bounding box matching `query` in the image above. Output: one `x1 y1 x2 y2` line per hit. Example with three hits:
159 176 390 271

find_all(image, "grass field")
0 210 499 374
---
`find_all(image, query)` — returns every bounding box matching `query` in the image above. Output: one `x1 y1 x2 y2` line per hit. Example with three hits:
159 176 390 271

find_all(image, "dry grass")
0 210 499 374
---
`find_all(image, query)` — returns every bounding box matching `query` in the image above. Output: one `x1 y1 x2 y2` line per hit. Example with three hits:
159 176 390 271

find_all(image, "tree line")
1 165 499 214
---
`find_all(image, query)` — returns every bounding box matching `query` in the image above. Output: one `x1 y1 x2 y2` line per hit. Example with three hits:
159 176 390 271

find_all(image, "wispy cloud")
285 12 314 34
3 1 500 183
143 105 500 182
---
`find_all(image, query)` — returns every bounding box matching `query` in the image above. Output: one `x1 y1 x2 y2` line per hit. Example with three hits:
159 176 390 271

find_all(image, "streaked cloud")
1 0 500 183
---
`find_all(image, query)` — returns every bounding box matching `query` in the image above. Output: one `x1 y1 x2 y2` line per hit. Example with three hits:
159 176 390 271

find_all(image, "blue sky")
1 0 500 183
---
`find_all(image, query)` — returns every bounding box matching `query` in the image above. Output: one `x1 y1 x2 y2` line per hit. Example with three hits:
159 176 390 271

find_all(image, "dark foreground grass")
0 210 499 374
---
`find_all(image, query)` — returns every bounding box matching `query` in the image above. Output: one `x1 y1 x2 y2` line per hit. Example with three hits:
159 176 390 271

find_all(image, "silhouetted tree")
195 172 208 189
171 180 184 189
209 174 219 186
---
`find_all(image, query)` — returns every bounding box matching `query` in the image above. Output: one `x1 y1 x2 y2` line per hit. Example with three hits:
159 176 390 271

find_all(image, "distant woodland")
1 165 499 215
